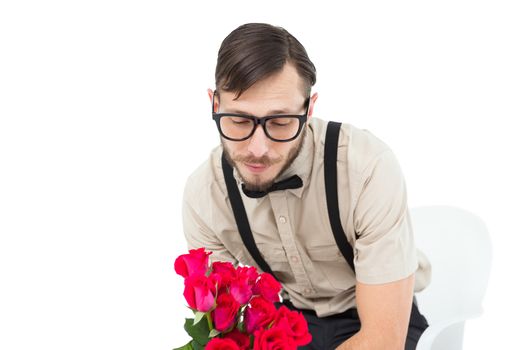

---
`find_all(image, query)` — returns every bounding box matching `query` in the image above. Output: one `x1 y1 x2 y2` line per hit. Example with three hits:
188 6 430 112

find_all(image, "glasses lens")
219 116 301 141
220 116 255 140
265 117 300 141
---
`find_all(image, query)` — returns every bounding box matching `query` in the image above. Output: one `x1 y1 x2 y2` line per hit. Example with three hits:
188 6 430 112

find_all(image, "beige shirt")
182 117 431 317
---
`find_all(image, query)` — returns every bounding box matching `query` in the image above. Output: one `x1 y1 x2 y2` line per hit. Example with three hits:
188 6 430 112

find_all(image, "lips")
244 162 268 173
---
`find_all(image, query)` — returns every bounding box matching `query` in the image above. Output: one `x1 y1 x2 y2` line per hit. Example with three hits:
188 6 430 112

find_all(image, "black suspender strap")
220 153 277 279
324 121 356 273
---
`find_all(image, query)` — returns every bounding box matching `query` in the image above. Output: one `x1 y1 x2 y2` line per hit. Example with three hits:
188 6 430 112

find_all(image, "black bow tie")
242 175 303 198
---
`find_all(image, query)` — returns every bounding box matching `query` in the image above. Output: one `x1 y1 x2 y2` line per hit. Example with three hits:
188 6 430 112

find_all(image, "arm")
181 178 238 265
338 147 418 349
336 274 415 350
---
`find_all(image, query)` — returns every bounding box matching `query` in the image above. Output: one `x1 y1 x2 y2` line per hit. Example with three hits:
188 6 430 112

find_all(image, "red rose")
230 277 253 305
253 324 296 350
212 261 237 281
183 274 216 312
212 293 240 332
274 306 312 346
236 266 258 286
244 296 277 334
223 328 250 350
208 272 222 295
212 261 237 293
253 273 281 303
175 248 211 278
205 337 240 350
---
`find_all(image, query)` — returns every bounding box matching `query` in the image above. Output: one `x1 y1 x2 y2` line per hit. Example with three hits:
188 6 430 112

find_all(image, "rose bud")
223 328 250 350
212 293 240 332
244 296 277 334
205 338 240 350
252 273 281 303
174 248 211 278
253 325 296 350
274 306 312 347
183 274 215 312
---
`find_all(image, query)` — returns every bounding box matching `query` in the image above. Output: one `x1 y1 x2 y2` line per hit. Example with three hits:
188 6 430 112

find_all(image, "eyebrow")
226 108 294 115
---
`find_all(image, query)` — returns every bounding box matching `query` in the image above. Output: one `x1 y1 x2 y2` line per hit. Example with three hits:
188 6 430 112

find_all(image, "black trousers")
276 299 429 350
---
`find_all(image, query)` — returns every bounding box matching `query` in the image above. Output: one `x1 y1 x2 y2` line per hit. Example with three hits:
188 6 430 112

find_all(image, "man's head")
208 23 318 192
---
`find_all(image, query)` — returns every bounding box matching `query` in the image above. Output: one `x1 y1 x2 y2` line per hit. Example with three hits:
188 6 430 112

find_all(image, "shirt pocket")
307 244 355 291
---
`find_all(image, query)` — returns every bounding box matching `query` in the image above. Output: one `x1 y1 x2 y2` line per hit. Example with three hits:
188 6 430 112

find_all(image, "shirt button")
291 256 299 263
304 288 312 294
279 216 287 224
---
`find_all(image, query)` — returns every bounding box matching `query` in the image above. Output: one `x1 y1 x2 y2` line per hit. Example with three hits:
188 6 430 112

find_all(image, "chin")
240 167 279 191
243 172 273 186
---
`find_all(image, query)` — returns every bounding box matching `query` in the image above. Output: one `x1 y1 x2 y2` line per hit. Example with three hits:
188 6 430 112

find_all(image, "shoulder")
310 117 394 176
183 145 227 204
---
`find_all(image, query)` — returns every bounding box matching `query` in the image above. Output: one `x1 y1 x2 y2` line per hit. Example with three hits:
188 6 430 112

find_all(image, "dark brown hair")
215 23 316 100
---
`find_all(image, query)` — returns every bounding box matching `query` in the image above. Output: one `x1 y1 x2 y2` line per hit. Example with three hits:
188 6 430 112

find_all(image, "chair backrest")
410 205 492 324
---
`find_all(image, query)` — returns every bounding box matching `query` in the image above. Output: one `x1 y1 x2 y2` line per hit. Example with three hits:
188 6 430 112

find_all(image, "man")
182 22 431 350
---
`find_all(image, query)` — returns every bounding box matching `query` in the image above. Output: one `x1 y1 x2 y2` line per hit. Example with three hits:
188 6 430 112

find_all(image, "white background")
1 0 524 349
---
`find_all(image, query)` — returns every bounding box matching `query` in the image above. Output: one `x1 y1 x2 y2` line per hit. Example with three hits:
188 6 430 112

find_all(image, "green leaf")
209 328 221 338
193 311 206 326
172 340 193 350
184 317 210 346
191 340 205 350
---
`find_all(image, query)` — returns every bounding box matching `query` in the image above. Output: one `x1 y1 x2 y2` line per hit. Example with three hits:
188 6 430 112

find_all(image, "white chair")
411 205 492 350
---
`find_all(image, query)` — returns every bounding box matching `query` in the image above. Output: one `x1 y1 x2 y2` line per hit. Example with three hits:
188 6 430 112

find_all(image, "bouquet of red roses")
173 248 312 350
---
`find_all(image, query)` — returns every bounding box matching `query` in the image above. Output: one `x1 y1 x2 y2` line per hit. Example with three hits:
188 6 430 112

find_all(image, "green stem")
206 312 213 332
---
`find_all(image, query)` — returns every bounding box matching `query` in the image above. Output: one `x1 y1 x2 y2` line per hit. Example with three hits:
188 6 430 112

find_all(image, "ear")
307 92 319 120
207 88 218 113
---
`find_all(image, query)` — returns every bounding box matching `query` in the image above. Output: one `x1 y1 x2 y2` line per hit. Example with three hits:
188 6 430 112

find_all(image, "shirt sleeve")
181 179 239 266
353 148 418 284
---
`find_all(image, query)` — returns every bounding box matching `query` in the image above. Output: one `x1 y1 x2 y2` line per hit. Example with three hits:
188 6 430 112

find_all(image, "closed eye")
268 118 294 127
228 116 252 124
232 120 251 124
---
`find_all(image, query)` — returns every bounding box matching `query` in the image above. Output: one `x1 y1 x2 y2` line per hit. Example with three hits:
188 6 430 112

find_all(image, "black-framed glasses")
211 90 310 142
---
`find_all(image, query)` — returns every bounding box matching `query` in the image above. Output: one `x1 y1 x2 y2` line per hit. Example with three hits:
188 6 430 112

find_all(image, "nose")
246 124 270 158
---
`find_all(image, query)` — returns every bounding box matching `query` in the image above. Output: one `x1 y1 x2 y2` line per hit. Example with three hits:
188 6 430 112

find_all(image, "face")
208 63 318 192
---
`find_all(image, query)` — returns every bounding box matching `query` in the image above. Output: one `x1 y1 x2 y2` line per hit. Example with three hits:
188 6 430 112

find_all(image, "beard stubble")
221 128 307 192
